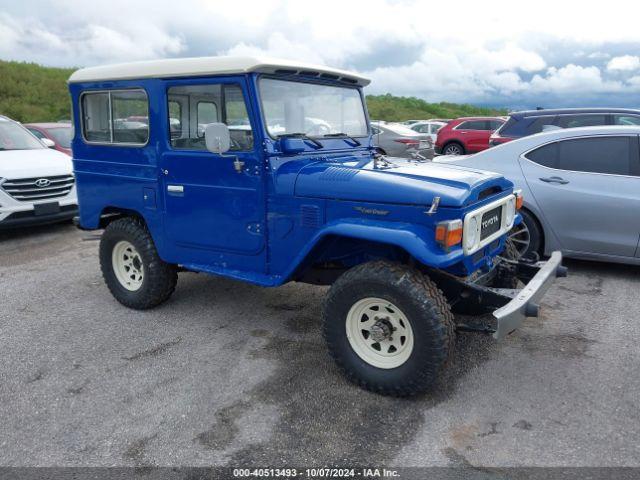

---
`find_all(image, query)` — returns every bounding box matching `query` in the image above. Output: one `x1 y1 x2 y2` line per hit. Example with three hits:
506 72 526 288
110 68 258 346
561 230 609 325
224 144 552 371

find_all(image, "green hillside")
0 60 74 122
366 94 506 121
0 59 506 123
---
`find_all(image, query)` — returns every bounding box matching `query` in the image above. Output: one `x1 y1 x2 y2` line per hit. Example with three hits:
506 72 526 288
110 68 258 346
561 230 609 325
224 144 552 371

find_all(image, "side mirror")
41 138 56 148
204 123 231 154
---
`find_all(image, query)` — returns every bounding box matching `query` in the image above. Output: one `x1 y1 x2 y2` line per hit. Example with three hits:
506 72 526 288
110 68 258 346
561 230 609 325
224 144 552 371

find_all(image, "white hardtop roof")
68 55 370 86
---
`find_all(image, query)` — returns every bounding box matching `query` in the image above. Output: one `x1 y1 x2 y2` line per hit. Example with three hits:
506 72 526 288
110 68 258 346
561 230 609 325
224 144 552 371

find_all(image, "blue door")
160 77 265 271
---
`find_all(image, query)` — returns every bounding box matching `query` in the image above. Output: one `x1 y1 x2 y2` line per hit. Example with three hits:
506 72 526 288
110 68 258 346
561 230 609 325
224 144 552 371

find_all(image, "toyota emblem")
35 178 51 188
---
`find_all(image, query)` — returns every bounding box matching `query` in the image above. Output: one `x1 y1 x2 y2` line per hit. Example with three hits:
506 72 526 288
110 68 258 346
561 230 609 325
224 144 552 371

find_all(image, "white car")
0 115 78 229
409 120 448 143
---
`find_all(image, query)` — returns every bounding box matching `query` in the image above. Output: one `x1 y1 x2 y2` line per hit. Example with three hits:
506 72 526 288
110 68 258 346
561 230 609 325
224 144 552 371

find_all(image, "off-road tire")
322 260 456 397
100 217 177 309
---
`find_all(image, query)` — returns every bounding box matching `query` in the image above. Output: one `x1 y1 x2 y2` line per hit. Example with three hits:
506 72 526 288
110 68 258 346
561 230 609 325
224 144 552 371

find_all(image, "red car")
24 123 73 156
434 117 505 156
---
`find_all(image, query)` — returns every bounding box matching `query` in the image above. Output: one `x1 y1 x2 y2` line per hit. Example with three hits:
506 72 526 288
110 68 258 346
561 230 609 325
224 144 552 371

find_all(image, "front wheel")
508 209 543 259
323 261 455 396
100 217 178 309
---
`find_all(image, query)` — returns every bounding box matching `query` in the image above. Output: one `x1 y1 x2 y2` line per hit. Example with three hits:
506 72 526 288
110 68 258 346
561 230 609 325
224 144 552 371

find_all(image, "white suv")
0 115 78 229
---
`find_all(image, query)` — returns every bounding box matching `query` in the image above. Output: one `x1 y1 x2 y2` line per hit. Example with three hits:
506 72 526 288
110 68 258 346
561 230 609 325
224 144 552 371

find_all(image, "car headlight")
464 216 479 250
505 196 516 227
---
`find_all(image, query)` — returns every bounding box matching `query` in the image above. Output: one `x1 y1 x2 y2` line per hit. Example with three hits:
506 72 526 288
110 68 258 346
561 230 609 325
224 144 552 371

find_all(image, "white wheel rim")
112 240 144 291
345 297 414 369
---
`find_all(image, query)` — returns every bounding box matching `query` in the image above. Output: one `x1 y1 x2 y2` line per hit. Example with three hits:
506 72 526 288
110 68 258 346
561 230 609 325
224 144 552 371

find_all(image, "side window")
81 90 149 145
526 137 638 175
430 124 443 134
224 85 253 151
457 120 489 130
168 100 182 139
525 116 557 135
167 83 253 151
197 102 218 126
556 137 636 176
613 115 640 126
525 142 559 168
489 120 504 131
111 90 149 144
555 114 606 129
28 128 46 139
82 92 111 142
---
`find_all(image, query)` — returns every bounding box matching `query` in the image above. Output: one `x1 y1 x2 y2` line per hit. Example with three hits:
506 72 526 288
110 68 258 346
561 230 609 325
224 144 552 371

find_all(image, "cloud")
0 0 639 108
607 55 640 72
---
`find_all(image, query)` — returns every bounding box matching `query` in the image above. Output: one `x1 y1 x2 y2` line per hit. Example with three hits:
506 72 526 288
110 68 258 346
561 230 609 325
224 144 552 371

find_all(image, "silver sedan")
434 126 640 265
371 122 434 159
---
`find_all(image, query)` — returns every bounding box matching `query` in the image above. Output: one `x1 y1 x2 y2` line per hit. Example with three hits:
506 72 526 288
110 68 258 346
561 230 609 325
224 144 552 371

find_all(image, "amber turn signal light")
435 219 463 250
514 190 524 210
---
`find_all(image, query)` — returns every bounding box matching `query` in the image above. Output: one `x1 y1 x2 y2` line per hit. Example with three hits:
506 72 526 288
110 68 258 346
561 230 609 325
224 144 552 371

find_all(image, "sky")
1 0 640 109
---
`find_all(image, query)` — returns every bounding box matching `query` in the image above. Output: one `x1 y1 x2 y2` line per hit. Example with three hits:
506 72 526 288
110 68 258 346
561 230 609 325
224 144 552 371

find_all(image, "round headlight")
465 216 478 249
506 197 516 226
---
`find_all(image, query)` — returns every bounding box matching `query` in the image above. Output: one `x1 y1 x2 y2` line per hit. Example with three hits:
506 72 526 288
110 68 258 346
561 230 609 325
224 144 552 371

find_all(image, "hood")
294 157 512 208
0 148 73 179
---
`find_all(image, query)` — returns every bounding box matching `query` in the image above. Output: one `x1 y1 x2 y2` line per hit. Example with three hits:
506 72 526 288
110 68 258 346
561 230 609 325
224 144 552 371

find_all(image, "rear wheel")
443 142 464 155
323 261 455 396
100 217 177 309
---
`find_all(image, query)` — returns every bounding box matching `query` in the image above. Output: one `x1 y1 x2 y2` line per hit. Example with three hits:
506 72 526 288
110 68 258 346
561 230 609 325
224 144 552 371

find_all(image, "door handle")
167 185 184 194
539 176 569 185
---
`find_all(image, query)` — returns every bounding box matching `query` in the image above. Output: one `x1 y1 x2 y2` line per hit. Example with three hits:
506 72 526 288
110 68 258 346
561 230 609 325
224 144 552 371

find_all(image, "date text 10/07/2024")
232 468 400 478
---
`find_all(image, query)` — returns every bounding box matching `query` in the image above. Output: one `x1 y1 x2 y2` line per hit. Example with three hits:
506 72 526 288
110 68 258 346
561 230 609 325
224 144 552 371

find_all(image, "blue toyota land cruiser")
68 56 565 396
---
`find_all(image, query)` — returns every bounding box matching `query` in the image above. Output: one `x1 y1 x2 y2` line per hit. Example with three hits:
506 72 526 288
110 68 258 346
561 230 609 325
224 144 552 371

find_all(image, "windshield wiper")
276 133 323 149
322 132 361 146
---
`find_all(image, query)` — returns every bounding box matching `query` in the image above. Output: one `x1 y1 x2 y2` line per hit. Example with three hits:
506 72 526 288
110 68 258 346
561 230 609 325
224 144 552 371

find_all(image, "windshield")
259 78 368 138
46 127 72 148
0 120 45 151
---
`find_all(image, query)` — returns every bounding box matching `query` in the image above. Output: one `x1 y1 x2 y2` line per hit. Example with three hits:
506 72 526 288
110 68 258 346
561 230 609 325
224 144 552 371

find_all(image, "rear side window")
525 116 557 135
526 136 638 176
457 120 490 130
497 116 518 136
613 115 640 126
554 114 607 129
81 89 149 145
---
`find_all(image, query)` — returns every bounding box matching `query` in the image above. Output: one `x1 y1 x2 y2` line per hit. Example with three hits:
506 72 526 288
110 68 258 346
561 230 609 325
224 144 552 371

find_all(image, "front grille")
2 175 74 201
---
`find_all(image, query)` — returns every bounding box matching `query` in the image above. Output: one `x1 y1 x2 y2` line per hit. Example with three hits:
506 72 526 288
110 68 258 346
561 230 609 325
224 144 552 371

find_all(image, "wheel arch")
98 206 146 229
287 220 461 285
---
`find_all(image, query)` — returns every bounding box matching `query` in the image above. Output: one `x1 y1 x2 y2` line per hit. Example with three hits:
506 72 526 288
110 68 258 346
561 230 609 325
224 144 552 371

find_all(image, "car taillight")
435 219 463 250
394 138 420 147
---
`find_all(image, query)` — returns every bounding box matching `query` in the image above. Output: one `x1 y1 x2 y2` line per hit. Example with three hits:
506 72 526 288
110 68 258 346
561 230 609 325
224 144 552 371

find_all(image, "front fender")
281 218 465 282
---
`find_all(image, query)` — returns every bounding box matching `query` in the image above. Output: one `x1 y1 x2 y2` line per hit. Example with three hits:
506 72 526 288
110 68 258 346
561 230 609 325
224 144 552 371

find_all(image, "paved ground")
0 223 639 468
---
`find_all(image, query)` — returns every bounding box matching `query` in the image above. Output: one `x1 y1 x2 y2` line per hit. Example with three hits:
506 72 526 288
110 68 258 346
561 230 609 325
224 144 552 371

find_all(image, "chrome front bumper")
493 251 565 339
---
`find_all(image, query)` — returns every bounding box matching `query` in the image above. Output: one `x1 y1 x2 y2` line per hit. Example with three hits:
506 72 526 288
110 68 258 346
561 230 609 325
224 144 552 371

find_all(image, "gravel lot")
0 223 639 468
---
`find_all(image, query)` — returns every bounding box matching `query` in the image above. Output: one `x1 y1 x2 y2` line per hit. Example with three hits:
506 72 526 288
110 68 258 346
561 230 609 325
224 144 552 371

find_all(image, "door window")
613 115 640 126
456 120 490 130
525 136 639 176
167 83 253 151
554 114 607 129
